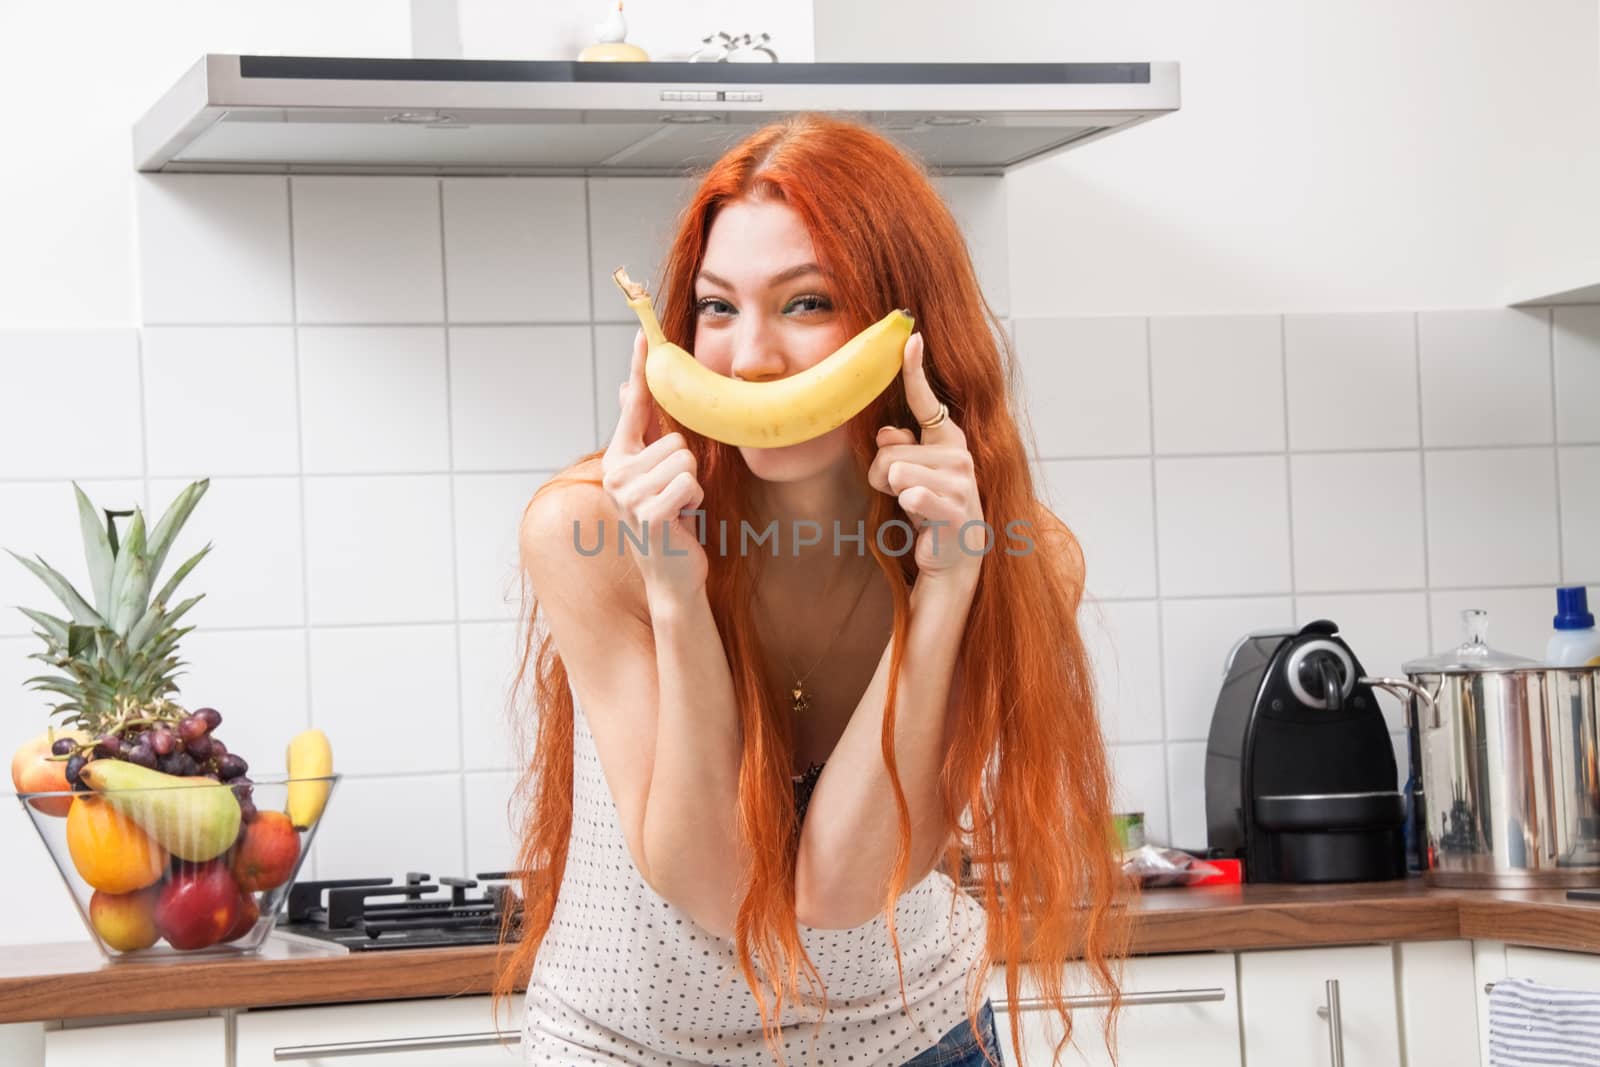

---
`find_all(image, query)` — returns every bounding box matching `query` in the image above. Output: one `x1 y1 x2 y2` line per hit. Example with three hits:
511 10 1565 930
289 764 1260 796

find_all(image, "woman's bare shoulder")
519 460 648 623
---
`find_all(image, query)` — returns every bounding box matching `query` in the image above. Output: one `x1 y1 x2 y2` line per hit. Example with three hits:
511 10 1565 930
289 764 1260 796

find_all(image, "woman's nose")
729 323 789 383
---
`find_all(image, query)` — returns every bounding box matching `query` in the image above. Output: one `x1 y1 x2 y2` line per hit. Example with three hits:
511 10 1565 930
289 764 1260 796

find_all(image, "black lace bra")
792 761 825 828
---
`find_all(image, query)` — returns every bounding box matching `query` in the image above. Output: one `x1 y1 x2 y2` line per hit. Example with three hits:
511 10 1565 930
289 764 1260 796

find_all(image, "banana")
285 728 333 830
612 267 913 448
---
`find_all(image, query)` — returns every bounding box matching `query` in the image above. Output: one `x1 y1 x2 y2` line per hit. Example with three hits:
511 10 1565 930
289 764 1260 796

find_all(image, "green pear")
79 760 241 863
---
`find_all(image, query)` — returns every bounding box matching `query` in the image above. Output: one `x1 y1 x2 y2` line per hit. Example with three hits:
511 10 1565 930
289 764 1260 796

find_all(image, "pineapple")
8 479 212 741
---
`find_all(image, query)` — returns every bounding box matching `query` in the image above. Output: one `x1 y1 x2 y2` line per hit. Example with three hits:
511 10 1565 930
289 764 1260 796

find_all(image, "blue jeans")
900 1000 1004 1066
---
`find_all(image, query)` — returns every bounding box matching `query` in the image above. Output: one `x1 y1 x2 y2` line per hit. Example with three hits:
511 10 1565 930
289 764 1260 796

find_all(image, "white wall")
2 0 1600 952
817 0 1600 315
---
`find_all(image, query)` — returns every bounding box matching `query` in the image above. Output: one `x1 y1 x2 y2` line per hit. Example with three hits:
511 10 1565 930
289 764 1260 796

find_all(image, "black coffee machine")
1205 620 1409 883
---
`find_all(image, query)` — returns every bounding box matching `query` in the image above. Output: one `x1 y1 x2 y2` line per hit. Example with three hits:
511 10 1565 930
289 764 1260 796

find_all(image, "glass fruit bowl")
17 773 339 960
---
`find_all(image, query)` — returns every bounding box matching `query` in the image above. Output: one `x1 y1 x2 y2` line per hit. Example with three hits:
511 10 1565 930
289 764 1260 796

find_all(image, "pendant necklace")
757 563 876 718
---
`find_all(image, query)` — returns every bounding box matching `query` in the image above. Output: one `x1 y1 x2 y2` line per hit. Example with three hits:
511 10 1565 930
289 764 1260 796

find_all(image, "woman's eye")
693 294 831 317
786 294 831 314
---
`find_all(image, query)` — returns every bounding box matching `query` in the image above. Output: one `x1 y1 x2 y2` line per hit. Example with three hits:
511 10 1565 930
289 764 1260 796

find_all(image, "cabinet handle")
997 987 1227 1012
1314 978 1345 1067
274 1031 520 1060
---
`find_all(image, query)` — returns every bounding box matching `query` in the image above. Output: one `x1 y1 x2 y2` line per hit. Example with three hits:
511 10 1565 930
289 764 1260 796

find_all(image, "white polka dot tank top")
521 690 991 1065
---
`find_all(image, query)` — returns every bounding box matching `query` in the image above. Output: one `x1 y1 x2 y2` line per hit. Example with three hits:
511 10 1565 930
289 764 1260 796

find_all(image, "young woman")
494 114 1128 1066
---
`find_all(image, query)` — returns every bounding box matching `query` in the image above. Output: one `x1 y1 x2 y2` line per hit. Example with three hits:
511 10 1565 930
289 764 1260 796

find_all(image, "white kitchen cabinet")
1396 940 1480 1067
1471 943 1600 1067
0 1022 44 1067
1503 944 1600 989
44 1015 225 1067
987 951 1241 1066
1238 944 1400 1067
235 995 519 1066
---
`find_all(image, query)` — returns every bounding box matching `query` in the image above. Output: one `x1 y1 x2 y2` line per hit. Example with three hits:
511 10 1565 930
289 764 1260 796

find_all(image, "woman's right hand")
601 328 708 603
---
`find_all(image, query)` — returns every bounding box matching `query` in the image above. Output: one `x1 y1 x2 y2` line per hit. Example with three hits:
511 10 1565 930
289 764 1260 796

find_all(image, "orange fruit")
66 794 169 894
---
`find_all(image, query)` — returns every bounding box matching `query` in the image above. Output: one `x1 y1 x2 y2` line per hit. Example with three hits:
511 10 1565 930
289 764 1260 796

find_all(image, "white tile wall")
4 173 1599 946
1555 308 1600 443
1418 310 1554 447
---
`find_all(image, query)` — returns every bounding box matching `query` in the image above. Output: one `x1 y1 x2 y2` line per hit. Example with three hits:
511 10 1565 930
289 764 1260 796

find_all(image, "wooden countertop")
6 877 1600 1024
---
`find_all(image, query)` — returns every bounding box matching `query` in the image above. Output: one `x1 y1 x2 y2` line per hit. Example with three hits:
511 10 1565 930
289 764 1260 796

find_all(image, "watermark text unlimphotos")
570 515 1035 558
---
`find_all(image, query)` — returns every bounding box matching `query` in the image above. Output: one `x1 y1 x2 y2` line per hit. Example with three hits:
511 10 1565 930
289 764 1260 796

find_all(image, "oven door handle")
274 1031 520 1060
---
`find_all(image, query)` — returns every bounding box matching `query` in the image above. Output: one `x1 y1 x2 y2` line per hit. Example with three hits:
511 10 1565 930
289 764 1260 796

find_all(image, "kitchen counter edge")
3 879 1596 1024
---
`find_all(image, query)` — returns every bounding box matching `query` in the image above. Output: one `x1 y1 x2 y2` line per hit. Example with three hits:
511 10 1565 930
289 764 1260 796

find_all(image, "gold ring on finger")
917 402 949 430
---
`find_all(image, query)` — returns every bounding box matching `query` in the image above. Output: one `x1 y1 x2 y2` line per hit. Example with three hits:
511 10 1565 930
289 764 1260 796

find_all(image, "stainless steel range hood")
133 55 1179 177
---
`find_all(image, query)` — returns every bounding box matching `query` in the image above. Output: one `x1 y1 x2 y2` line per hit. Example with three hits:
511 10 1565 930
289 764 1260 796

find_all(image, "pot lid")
1402 609 1543 674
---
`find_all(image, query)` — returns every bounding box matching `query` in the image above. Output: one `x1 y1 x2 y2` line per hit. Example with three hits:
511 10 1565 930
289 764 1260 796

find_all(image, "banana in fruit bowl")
285 728 333 830
612 267 913 448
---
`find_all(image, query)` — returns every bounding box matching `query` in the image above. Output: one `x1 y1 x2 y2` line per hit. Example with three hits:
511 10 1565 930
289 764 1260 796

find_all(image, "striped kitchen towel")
1489 977 1600 1066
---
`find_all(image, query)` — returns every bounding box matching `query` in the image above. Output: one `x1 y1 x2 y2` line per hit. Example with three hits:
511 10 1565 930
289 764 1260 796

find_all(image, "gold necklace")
757 564 876 716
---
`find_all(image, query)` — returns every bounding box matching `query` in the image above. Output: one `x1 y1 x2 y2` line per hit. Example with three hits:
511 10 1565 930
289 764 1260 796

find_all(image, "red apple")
222 892 261 943
155 862 243 950
230 810 300 892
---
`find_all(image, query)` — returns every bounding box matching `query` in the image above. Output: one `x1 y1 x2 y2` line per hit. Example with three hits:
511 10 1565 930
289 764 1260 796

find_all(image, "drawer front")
1239 944 1400 1067
45 1016 225 1067
236 996 519 1067
1503 946 1600 991
986 953 1241 1067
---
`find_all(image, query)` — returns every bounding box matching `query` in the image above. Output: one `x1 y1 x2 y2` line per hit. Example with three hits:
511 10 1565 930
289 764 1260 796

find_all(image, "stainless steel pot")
1400 610 1600 888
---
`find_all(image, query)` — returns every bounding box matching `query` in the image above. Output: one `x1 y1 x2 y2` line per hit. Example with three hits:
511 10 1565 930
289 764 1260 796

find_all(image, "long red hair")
492 113 1130 1066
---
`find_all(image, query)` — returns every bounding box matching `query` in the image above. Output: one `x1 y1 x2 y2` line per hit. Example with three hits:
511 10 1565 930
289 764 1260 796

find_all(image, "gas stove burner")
277 870 524 951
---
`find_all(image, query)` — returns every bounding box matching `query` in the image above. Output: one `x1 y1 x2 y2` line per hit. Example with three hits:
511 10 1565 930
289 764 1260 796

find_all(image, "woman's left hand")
868 332 986 587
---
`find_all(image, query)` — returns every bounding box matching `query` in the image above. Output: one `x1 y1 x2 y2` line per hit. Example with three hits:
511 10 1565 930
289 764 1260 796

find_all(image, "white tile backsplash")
302 475 456 625
5 170 1595 943
454 472 547 621
309 625 462 774
1013 317 1150 458
142 327 300 477
1559 446 1600 584
1154 455 1293 597
135 175 293 325
1079 600 1163 744
441 178 591 323
298 327 451 473
464 770 522 875
1418 309 1554 447
310 774 465 882
448 326 595 470
1107 744 1170 848
1290 451 1426 592
291 177 446 324
1040 458 1157 600
0 330 143 479
149 477 307 630
593 323 640 446
1284 313 1419 451
586 177 695 322
1150 316 1284 454
1424 448 1561 588
1555 307 1600 443
1165 742 1209 852
934 177 1011 318
459 620 522 772
175 629 310 779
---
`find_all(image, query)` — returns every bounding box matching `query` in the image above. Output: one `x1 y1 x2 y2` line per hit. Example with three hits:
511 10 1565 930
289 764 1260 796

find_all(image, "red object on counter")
1190 859 1242 886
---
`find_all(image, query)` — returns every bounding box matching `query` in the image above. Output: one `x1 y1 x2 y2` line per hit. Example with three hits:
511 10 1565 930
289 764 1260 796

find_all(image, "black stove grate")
278 871 524 951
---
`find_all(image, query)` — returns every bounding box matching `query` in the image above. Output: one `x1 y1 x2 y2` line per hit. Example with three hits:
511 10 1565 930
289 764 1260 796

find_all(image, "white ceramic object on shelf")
578 1 649 61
